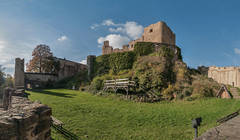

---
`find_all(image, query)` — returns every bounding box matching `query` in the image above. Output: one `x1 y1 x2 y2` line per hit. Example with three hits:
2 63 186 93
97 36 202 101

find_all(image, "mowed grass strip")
27 89 240 140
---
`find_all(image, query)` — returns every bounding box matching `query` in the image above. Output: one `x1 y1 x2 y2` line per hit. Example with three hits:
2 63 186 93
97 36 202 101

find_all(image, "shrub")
94 51 136 76
191 75 220 98
94 54 111 76
109 51 136 74
134 42 154 56
162 85 175 100
89 77 104 93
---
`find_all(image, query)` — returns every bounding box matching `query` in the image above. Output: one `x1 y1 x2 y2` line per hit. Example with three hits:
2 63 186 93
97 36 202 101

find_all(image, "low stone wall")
0 96 52 140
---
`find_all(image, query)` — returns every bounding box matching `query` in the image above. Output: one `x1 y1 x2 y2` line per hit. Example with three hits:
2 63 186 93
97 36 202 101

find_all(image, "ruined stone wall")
15 57 87 89
208 66 240 87
25 73 58 88
128 21 175 50
102 41 132 55
57 58 87 80
0 96 52 140
102 41 113 55
25 73 58 82
87 55 96 80
102 21 176 55
14 58 25 89
142 21 175 45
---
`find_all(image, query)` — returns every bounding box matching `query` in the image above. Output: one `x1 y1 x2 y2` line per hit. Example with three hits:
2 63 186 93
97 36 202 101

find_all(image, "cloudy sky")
1 0 240 75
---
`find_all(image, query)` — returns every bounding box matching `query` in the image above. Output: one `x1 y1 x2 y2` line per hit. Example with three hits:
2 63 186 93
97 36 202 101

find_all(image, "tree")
3 74 14 88
26 44 59 73
0 65 5 86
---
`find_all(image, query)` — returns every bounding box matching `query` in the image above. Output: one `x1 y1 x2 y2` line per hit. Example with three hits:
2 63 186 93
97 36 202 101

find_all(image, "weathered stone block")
0 96 52 140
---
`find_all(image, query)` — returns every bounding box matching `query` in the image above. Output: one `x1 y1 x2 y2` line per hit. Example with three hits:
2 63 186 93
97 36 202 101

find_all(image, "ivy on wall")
109 52 136 74
134 42 154 56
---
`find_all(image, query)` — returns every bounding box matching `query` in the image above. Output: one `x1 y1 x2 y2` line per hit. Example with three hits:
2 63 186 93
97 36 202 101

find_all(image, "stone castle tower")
102 41 113 55
128 21 175 48
102 21 176 55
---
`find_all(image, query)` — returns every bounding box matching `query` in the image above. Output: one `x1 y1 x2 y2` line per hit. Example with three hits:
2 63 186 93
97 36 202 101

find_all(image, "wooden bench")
103 78 135 94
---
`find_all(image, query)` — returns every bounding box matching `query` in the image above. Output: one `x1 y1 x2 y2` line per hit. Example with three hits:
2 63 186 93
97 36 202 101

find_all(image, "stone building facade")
102 21 176 55
208 66 240 87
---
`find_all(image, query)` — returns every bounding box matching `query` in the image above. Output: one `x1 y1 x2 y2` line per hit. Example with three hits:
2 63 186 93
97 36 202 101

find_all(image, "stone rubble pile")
0 95 52 140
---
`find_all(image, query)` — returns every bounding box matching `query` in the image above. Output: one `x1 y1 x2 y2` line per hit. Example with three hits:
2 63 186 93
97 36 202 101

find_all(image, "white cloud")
109 27 124 33
93 19 144 49
124 22 144 40
234 48 240 55
102 19 115 26
98 34 130 49
57 35 68 42
109 21 144 40
90 24 99 30
0 40 6 52
80 59 87 65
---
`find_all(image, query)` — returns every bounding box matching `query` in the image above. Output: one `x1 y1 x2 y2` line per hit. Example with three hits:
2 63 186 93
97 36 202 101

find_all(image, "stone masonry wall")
15 57 87 89
102 21 176 55
15 58 25 89
0 96 52 140
208 66 240 87
142 21 175 45
57 58 87 80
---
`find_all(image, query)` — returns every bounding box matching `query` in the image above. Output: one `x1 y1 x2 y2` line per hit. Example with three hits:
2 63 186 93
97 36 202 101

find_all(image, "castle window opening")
149 29 153 33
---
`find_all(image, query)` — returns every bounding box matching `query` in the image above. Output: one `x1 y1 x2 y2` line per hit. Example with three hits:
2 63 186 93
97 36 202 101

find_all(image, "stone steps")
230 88 240 99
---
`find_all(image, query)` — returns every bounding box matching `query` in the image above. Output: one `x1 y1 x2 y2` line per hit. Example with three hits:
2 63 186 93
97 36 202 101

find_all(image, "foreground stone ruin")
0 96 52 140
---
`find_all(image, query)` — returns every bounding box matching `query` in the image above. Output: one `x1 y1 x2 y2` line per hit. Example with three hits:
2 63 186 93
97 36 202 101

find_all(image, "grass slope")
27 89 240 140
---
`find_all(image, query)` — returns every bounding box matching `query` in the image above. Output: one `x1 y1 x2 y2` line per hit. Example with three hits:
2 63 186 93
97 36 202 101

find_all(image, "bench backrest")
104 78 135 86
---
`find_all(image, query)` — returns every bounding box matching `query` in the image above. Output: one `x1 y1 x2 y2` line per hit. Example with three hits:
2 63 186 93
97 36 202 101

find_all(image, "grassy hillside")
28 89 240 140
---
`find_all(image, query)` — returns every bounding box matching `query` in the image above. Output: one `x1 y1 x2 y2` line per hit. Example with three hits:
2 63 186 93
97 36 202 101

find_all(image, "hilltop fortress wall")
208 66 240 87
102 21 176 55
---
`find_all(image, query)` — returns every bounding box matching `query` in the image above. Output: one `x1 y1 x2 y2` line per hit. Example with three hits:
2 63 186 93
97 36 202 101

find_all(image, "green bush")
94 54 111 76
133 55 175 93
134 42 154 56
109 51 136 74
90 77 104 93
162 84 175 100
191 75 220 98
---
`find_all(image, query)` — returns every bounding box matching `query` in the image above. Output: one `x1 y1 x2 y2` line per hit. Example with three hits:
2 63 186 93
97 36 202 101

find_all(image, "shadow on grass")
29 89 76 98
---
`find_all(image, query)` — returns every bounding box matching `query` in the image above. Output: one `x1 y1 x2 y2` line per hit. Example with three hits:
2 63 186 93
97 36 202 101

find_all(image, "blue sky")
1 0 240 75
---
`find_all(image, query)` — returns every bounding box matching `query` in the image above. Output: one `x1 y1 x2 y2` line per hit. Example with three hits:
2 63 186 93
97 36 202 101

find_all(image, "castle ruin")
102 21 176 55
208 66 240 87
15 57 87 89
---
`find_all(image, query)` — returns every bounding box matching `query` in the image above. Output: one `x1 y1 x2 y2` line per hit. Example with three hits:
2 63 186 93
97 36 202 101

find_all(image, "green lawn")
27 89 240 140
